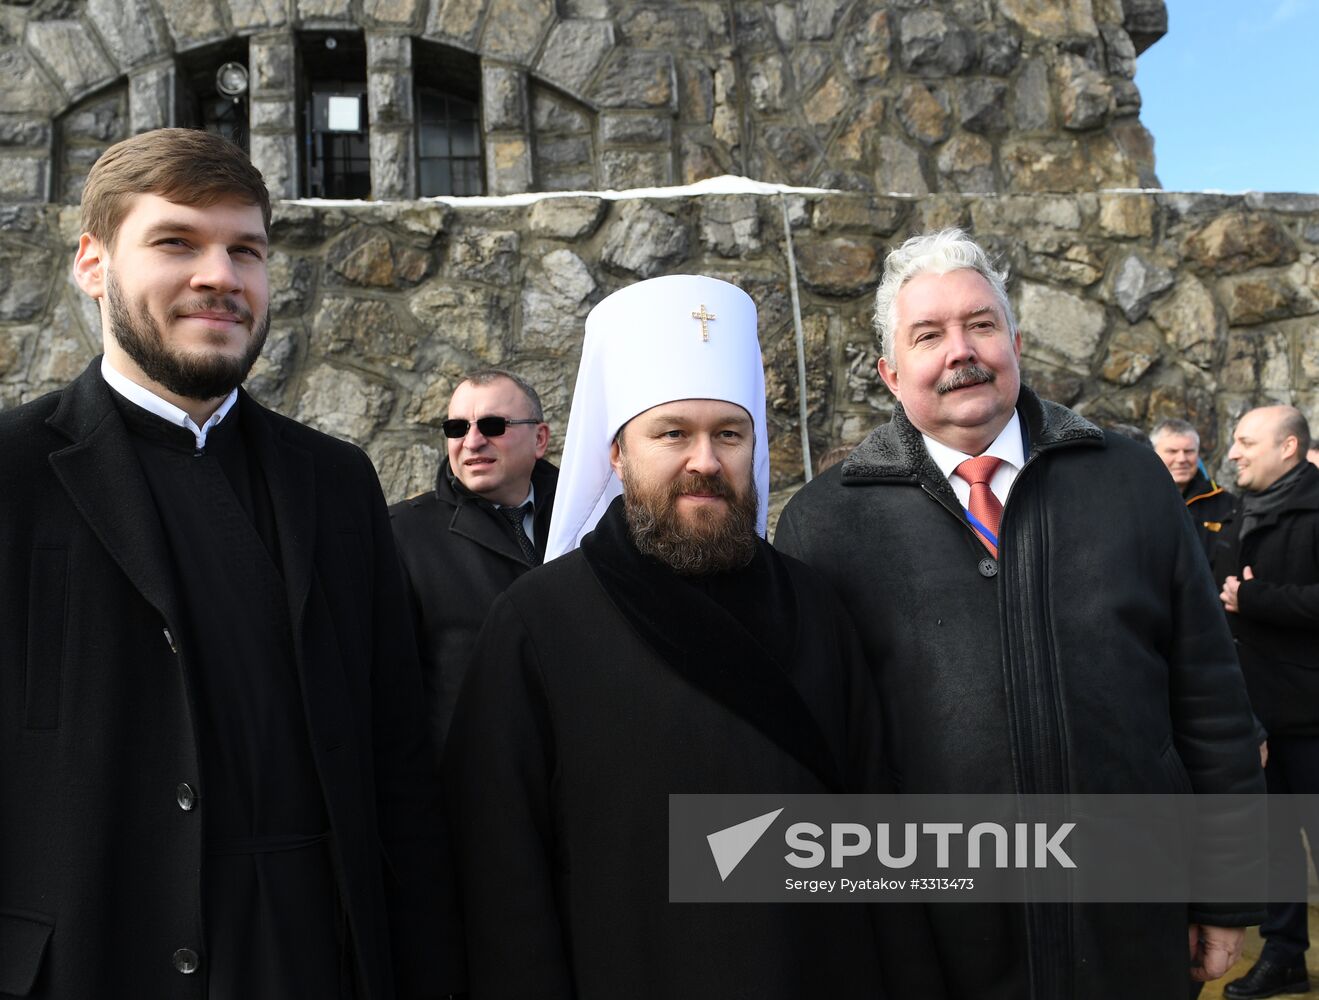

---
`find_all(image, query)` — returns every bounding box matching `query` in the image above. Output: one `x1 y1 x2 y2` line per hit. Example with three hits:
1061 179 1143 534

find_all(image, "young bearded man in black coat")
390 369 557 757
775 229 1264 1000
444 275 885 999
1215 406 1319 1000
0 128 456 999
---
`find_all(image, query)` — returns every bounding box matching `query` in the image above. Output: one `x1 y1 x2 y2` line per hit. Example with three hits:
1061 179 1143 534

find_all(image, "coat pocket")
1158 739 1194 794
0 908 55 996
25 547 68 730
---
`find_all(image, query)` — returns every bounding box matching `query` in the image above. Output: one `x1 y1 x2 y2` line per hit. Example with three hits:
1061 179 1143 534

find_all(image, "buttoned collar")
921 410 1025 483
494 485 535 512
100 356 238 450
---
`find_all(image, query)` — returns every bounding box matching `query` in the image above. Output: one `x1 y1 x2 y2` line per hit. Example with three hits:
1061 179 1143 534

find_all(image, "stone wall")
3 186 1317 503
0 0 1167 201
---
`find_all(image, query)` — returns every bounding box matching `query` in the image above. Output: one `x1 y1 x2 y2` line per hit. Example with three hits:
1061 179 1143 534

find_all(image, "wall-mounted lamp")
215 62 249 99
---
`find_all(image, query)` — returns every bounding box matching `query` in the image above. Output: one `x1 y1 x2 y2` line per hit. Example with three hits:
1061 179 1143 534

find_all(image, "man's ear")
609 436 625 480
877 356 900 397
73 233 107 301
534 422 550 459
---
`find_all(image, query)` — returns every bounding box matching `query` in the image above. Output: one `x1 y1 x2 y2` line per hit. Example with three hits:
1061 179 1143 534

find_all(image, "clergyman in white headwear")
442 274 885 998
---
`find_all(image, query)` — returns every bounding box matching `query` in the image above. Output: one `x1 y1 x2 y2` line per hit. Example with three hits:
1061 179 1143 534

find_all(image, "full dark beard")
106 271 269 402
623 465 759 576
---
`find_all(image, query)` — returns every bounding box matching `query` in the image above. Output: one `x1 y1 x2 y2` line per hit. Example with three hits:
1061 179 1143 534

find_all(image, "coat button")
173 948 199 974
978 557 998 578
176 783 196 811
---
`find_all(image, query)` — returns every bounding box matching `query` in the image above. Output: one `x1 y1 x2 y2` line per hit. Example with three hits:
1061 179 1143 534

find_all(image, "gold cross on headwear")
692 304 716 342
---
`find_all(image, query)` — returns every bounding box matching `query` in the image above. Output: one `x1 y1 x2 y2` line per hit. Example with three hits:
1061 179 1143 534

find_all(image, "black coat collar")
1238 461 1319 538
46 360 182 625
580 497 844 792
45 359 317 632
840 384 1105 502
435 457 557 565
1183 467 1219 503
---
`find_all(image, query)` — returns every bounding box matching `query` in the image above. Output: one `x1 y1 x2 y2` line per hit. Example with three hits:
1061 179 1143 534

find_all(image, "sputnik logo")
706 808 784 882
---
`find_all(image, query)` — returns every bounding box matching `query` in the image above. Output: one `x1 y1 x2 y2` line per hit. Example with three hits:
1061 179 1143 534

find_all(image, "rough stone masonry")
3 186 1318 507
0 0 1316 506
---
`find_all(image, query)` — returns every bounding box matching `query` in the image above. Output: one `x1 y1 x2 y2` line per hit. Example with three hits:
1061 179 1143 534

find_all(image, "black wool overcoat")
775 386 1264 1000
0 360 456 999
1210 461 1319 736
389 457 557 755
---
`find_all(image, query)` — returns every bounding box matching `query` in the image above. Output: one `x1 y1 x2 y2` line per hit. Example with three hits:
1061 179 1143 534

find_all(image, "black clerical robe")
118 397 347 998
443 498 884 999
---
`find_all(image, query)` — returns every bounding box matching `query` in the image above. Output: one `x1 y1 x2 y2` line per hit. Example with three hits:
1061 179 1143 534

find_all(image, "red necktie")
955 456 1003 557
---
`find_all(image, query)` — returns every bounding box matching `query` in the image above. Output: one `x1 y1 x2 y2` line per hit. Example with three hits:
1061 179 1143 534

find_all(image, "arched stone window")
530 82 596 192
177 38 250 149
54 85 128 204
298 31 369 199
413 41 482 197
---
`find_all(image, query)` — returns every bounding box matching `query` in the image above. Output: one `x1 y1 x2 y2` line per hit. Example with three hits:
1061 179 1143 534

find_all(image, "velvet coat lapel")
580 497 844 792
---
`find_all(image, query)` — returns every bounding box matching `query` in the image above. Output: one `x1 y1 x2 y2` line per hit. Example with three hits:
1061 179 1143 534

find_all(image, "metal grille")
305 86 370 199
417 88 483 197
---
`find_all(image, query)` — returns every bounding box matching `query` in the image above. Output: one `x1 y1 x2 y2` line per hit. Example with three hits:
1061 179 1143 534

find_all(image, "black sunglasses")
442 416 540 439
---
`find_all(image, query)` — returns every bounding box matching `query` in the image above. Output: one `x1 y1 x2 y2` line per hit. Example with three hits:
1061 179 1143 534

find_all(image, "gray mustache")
936 366 995 395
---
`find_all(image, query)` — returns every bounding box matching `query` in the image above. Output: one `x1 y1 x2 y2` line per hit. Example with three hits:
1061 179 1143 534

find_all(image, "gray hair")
1149 418 1200 450
459 368 544 421
873 228 1016 364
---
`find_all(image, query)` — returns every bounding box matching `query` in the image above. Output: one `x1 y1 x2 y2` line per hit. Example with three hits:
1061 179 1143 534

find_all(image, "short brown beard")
106 269 269 402
621 459 759 575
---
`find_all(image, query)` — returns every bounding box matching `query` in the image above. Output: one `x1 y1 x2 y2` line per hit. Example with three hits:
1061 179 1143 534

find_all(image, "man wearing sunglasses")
390 368 557 759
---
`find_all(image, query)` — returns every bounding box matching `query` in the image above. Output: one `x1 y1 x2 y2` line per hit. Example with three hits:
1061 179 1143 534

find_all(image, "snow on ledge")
285 174 859 209
285 179 1319 210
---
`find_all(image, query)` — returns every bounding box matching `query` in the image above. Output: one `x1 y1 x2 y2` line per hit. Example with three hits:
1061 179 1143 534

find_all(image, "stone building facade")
1 0 1317 504
3 0 1168 201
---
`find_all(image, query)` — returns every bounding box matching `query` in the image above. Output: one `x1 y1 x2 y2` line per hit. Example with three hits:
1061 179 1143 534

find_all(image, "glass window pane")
419 121 449 158
450 95 476 121
450 120 478 157
417 88 442 123
450 160 470 196
413 83 483 195
420 158 452 197
461 159 486 196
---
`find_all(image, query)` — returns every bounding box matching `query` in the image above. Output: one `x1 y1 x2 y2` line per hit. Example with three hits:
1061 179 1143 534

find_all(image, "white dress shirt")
495 485 537 544
101 356 238 450
921 410 1025 509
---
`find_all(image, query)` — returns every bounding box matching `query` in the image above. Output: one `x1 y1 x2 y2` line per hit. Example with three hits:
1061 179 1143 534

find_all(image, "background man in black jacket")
776 228 1264 1000
1152 416 1236 559
1215 405 1319 1000
0 128 453 999
390 368 556 756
